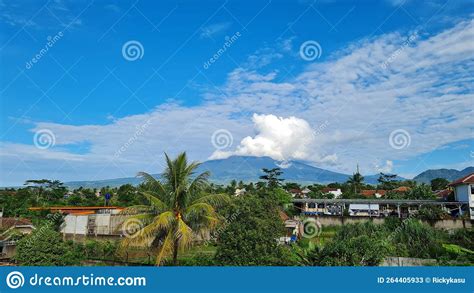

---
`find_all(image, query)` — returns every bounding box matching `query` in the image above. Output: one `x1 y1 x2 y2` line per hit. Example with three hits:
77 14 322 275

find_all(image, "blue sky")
0 0 473 185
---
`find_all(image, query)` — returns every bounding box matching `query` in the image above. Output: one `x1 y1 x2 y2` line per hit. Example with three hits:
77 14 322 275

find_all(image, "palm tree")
121 152 228 265
347 165 364 194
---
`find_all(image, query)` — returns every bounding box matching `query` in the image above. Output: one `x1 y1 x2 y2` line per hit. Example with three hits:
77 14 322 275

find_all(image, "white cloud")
200 22 232 39
210 114 321 161
1 19 473 185
374 160 394 173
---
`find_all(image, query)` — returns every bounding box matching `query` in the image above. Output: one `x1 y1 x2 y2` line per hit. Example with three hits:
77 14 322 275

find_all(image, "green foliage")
405 184 435 200
430 178 450 191
347 171 364 194
415 206 448 221
215 195 297 266
377 173 399 190
15 226 82 266
310 234 390 266
390 219 444 258
259 168 284 189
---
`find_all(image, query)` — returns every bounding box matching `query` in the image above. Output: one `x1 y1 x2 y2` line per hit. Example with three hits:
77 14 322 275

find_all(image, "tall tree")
430 178 450 191
259 168 284 189
377 173 399 190
122 152 228 265
347 166 364 194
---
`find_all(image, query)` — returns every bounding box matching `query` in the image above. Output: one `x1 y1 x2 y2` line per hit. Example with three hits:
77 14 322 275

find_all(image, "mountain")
64 156 402 188
413 167 474 184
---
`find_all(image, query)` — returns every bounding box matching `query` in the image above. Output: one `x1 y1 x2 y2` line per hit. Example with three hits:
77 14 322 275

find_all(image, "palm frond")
176 218 193 251
141 191 169 211
137 171 166 195
191 193 230 208
119 205 155 215
155 230 174 266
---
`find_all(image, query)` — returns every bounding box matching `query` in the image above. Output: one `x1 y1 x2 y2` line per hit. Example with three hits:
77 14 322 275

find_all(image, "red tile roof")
322 188 339 193
393 186 411 192
449 173 474 186
0 218 32 230
360 190 386 197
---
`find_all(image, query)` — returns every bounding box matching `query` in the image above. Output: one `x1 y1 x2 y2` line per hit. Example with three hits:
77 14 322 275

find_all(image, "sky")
0 0 473 186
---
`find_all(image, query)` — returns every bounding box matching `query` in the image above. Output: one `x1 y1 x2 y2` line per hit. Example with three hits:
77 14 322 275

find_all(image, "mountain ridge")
63 156 409 189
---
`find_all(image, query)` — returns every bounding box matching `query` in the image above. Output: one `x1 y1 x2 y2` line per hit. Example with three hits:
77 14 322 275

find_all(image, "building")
393 186 411 193
449 173 474 220
349 203 380 217
0 217 35 258
361 190 386 198
29 206 126 240
234 188 246 196
322 188 343 198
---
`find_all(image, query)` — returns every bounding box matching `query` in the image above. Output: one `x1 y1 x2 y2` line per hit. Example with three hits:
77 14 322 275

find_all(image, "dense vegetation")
1 154 472 266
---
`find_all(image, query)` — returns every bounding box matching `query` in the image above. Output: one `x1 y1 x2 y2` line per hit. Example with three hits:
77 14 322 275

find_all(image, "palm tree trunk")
172 238 179 266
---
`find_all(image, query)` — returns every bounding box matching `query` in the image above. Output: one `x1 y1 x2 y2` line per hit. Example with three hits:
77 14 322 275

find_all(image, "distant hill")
413 167 474 184
64 156 404 188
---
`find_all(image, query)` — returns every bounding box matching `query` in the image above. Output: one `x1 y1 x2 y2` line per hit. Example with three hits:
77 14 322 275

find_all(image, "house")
301 187 311 196
0 217 35 258
289 189 303 198
448 173 474 220
234 188 246 196
434 189 453 201
349 204 380 217
393 186 411 193
322 188 342 198
29 206 126 239
360 190 386 198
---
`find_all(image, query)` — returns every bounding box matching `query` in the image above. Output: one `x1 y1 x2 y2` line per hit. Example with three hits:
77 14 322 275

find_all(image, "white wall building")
449 173 474 220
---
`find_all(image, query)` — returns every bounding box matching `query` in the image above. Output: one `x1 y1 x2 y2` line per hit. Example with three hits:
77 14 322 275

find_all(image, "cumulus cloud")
374 160 394 173
210 114 322 161
1 19 473 184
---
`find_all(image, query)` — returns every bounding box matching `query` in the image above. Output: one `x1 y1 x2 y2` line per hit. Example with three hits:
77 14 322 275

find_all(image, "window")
470 185 474 195
308 203 316 209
